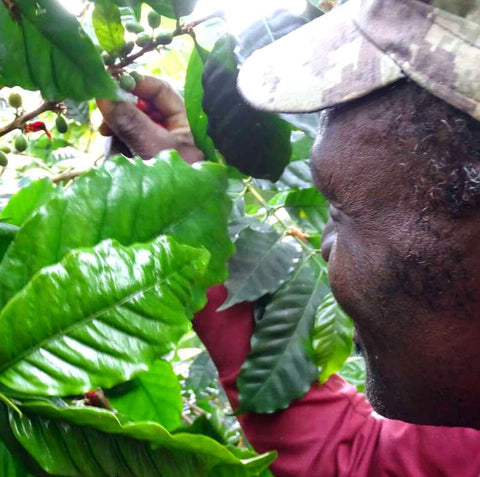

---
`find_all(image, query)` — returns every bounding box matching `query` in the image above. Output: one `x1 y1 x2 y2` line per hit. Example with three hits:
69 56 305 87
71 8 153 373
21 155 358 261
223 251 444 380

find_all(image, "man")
99 0 480 474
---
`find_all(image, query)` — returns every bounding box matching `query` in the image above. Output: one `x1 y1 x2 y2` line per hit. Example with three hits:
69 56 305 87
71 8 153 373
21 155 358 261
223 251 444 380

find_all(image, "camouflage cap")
237 0 480 120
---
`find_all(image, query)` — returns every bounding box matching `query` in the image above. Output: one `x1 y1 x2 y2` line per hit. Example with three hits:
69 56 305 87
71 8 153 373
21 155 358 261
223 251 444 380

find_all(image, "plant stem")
181 413 194 425
52 168 83 184
182 397 208 417
246 181 326 266
0 101 59 138
111 12 224 71
0 392 22 417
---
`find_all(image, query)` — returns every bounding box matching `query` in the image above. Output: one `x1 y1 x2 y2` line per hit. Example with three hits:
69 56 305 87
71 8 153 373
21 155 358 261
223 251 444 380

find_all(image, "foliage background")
0 0 365 475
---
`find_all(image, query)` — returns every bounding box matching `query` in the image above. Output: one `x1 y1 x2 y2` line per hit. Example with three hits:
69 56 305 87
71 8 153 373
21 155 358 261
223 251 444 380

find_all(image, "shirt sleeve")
193 285 480 477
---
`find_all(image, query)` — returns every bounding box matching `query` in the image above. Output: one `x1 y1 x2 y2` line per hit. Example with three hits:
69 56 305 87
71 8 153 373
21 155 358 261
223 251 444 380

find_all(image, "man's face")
310 83 480 427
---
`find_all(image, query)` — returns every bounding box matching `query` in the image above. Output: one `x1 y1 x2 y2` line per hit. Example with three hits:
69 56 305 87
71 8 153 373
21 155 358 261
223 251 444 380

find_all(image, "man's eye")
329 204 343 221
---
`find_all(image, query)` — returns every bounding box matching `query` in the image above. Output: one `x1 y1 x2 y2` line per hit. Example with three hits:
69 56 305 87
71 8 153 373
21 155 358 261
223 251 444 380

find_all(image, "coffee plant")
0 0 364 475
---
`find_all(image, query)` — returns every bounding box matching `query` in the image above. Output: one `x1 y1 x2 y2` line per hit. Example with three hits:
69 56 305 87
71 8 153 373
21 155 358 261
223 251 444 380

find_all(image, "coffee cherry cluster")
0 90 73 163
101 10 173 70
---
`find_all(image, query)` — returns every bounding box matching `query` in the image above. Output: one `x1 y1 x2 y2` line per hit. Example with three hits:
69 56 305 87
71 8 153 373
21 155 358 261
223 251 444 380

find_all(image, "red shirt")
194 286 480 477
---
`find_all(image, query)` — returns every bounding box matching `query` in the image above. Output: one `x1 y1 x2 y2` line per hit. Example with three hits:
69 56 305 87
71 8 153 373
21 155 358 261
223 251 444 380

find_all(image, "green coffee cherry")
148 11 161 29
14 134 27 153
8 92 22 109
0 145 11 154
119 73 136 92
121 41 134 57
135 32 151 47
126 21 144 34
0 151 8 167
102 52 116 66
156 31 173 45
55 115 69 134
130 71 144 84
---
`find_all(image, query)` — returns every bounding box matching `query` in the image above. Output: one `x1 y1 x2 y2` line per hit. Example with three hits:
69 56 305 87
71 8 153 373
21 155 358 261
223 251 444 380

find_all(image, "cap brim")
237 0 404 114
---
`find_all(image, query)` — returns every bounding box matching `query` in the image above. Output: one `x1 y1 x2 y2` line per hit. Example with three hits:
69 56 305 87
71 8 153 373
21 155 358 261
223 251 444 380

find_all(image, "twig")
174 11 224 34
181 413 194 425
111 11 224 71
182 397 208 417
245 181 326 269
0 392 22 417
0 101 59 137
52 168 83 184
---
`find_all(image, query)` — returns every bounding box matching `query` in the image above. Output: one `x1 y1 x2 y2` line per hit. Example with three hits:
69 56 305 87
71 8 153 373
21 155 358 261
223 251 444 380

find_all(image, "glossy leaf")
26 136 70 161
234 9 319 137
143 0 175 17
173 0 200 17
219 227 302 310
0 439 32 477
0 178 54 227
185 44 218 162
0 224 18 264
0 154 233 307
235 9 307 64
64 99 90 125
109 360 183 431
255 160 314 192
7 401 276 476
270 188 329 234
0 401 47 477
202 34 291 181
313 293 354 383
186 351 218 394
92 2 125 55
0 0 117 101
227 196 269 240
339 357 366 393
237 261 329 413
0 236 209 396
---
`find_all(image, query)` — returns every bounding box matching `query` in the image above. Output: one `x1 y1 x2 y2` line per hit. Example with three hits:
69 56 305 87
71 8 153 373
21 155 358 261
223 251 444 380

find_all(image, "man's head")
238 0 480 427
312 78 480 427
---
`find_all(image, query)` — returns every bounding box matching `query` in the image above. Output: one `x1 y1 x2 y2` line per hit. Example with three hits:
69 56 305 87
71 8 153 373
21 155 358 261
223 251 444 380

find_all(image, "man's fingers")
97 100 177 159
96 78 203 162
133 76 189 131
99 120 113 137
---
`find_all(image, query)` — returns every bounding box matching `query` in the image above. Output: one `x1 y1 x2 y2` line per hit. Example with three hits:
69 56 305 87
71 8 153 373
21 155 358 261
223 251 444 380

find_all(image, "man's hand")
97 76 203 164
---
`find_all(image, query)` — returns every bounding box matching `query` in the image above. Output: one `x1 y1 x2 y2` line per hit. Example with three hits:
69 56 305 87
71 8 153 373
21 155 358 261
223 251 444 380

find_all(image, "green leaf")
177 415 226 445
0 404 46 477
219 227 302 310
185 351 217 394
0 236 209 396
275 159 315 190
339 356 366 393
0 178 54 227
185 44 218 162
26 135 70 161
173 0 199 17
109 360 183 431
92 2 126 55
202 34 291 181
0 1 117 101
64 99 91 125
6 401 276 476
313 293 354 383
255 159 314 192
0 224 18 264
237 261 329 413
0 153 233 308
141 0 175 18
270 188 329 235
0 439 32 477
